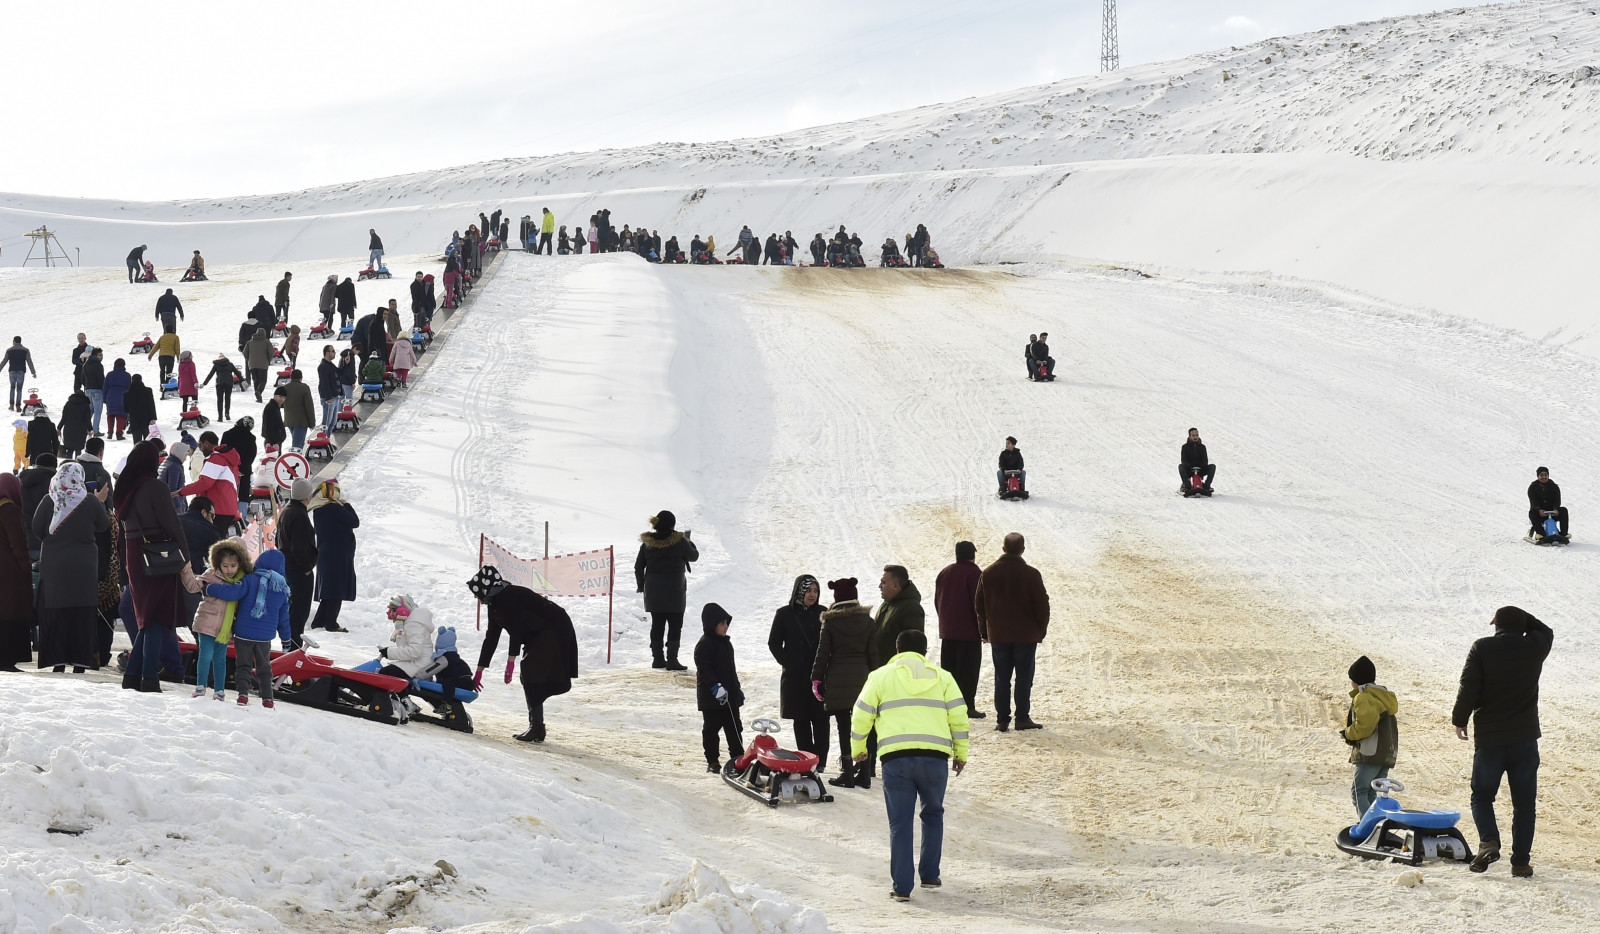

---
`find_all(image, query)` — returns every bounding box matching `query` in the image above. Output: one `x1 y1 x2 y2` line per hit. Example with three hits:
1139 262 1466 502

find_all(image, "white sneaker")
191 688 206 698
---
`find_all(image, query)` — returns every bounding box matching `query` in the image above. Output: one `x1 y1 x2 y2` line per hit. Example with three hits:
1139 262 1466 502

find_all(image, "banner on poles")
480 536 614 597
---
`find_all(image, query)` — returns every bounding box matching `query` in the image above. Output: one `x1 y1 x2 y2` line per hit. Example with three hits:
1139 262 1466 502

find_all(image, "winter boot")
1016 716 1043 730
828 769 857 789
854 764 873 790
515 726 546 744
664 656 687 672
137 678 163 693
1469 843 1500 873
1512 864 1534 878
652 655 667 669
121 670 138 690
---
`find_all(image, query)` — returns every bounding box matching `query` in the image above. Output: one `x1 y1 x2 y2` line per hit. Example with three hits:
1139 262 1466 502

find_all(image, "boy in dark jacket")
695 602 743 772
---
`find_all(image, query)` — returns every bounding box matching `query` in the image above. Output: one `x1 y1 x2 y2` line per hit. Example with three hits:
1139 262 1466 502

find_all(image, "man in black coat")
1453 606 1553 876
155 290 184 334
1526 467 1568 542
219 418 257 513
274 478 318 649
1029 332 1055 379
997 436 1024 494
19 453 55 557
335 277 357 327
71 333 90 392
316 346 341 433
1180 427 1216 495
469 567 579 744
126 245 147 283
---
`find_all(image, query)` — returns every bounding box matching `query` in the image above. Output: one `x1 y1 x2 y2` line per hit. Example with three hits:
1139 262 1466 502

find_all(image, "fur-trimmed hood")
639 530 685 549
821 600 870 622
208 538 254 577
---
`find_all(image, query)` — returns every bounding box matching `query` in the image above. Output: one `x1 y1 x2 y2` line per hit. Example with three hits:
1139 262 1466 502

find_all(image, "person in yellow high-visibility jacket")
537 208 556 255
852 628 969 901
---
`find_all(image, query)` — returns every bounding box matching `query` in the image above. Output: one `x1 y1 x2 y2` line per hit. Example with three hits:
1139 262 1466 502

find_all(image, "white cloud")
1216 14 1265 33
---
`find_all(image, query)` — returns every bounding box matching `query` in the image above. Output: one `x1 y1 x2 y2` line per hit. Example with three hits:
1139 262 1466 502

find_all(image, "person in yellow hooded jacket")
852 629 969 901
1341 654 1399 815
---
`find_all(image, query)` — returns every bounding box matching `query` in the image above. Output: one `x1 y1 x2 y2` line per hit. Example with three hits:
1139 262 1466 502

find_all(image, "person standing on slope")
155 289 184 335
809 233 826 266
852 628 969 901
126 245 148 284
335 277 357 328
635 510 699 670
538 208 555 255
1340 655 1398 815
4 336 37 412
470 565 580 744
974 532 1048 732
1180 427 1216 495
768 574 831 772
812 577 879 789
1453 606 1553 877
274 272 293 324
318 275 338 329
274 478 318 650
1526 466 1569 543
934 541 986 720
368 229 384 270
695 602 743 771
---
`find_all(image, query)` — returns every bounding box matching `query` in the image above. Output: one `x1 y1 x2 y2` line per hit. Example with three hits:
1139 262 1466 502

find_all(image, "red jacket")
178 446 240 518
933 560 982 641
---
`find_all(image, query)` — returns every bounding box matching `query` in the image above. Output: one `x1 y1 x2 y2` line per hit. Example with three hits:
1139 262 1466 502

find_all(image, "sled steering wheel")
752 718 781 734
1370 777 1405 795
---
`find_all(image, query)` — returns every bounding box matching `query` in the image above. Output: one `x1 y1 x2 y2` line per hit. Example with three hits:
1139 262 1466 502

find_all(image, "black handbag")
140 540 187 577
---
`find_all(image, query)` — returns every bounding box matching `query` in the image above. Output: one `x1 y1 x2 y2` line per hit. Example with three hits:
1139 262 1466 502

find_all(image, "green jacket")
873 581 925 663
1342 684 1399 766
852 652 970 762
541 212 556 234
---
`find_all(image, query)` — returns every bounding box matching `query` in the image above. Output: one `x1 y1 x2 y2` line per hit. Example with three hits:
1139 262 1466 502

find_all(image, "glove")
504 657 515 684
812 680 824 702
713 683 728 706
378 646 388 658
472 670 484 691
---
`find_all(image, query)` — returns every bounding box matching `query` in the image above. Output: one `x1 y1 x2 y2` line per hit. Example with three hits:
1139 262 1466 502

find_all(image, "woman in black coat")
123 375 157 443
335 277 357 327
634 510 699 670
470 568 579 744
261 392 287 449
56 392 92 459
309 481 358 632
25 414 58 462
33 463 110 673
768 574 830 770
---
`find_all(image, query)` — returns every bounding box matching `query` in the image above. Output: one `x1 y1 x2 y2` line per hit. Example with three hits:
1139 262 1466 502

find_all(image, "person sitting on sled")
997 436 1024 495
1179 427 1215 494
376 594 436 681
881 238 903 265
1527 466 1569 542
188 251 205 277
1029 332 1054 379
1340 655 1398 815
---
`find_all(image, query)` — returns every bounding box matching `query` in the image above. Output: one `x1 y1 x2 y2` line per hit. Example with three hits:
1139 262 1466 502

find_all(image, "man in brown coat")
975 532 1049 732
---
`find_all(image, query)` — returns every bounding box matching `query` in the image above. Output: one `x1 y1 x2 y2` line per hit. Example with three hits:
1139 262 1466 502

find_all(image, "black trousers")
537 232 553 255
158 355 175 382
650 611 684 661
1181 463 1217 488
791 714 832 772
1529 506 1569 536
835 711 877 775
703 706 743 766
250 368 267 400
215 385 232 419
523 679 560 727
310 598 343 631
940 638 983 714
288 569 314 648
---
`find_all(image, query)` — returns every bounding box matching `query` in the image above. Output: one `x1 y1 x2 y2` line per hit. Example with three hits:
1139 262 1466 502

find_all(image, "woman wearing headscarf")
0 472 35 671
114 441 189 691
32 462 110 673
634 510 699 671
124 374 157 443
768 574 831 771
308 480 359 633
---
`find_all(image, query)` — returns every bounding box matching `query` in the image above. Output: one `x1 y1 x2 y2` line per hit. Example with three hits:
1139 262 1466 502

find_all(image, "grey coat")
32 495 109 609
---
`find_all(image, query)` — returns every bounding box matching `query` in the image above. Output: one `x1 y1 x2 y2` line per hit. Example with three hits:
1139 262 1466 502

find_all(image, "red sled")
722 717 833 807
269 649 411 725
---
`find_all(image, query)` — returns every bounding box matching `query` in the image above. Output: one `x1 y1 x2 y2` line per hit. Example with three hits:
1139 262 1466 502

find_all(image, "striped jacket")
851 652 971 762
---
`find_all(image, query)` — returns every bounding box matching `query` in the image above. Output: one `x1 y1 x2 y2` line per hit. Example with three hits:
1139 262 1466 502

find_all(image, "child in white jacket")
376 594 436 679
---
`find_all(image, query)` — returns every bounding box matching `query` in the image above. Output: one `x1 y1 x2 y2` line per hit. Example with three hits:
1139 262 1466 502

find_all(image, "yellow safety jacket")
851 652 970 761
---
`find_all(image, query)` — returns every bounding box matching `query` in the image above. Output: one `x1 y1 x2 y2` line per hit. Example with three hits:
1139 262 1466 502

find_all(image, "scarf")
250 569 288 620
48 462 89 535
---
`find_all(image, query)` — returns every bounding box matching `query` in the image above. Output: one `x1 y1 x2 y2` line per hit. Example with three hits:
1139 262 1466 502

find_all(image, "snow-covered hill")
6 1 1600 352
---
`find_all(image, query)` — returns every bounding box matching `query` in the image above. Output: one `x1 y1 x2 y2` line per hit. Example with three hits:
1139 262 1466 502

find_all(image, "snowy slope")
6 2 1600 351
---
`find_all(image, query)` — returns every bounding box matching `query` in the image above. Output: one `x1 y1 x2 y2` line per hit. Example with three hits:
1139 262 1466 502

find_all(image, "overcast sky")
6 0 1495 201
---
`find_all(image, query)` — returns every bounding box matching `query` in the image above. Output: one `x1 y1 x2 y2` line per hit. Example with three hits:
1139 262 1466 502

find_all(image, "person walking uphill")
274 272 293 323
934 541 985 719
469 566 580 743
852 628 969 901
1340 655 1398 815
695 603 744 771
1453 605 1554 877
812 577 880 788
635 510 699 670
975 533 1049 732
768 574 830 771
5 336 36 412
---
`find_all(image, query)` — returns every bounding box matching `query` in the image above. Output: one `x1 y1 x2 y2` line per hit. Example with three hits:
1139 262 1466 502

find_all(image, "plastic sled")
130 334 154 354
136 261 158 283
180 269 207 282
381 368 400 392
20 392 47 418
999 469 1030 501
1029 359 1054 382
722 718 833 807
274 367 294 388
352 659 478 733
178 639 333 691
359 382 385 404
1336 779 1472 866
305 431 337 462
358 266 391 281
331 404 361 433
1182 468 1213 498
272 320 287 334
1529 513 1568 546
270 649 409 725
269 344 286 364
337 324 354 341
160 378 180 401
177 407 210 430
308 322 334 340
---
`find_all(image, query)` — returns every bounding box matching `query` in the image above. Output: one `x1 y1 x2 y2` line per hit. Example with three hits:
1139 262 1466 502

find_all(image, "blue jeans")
882 756 948 894
991 641 1037 723
1352 762 1390 816
127 626 163 680
369 249 383 268
322 397 339 432
7 370 22 408
1471 741 1540 865
196 633 228 692
86 389 104 432
290 426 307 449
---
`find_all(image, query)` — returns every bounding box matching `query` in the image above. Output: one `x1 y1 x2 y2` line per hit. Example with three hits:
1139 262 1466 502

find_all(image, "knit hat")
827 577 859 603
467 565 509 601
1348 655 1376 686
387 594 414 621
290 478 315 501
168 441 191 460
650 510 676 533
12 419 24 430
432 626 458 659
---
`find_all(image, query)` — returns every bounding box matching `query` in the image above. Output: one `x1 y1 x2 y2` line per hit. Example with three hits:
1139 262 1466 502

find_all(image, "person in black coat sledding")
768 574 830 771
469 566 579 743
695 602 743 772
1029 332 1055 380
635 510 699 670
1527 467 1569 543
998 436 1025 494
1180 427 1216 496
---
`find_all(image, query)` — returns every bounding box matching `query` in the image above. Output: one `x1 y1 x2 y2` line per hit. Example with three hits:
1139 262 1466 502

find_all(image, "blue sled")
1336 779 1473 865
353 659 478 732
